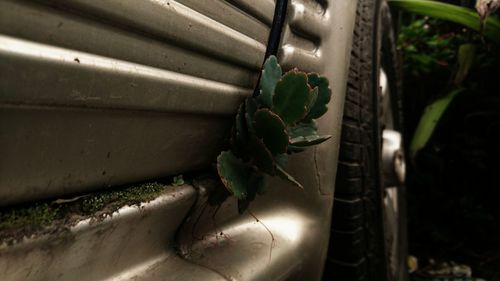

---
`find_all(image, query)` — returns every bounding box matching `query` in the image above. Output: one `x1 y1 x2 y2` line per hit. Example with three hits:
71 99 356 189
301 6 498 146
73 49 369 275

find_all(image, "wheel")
323 0 408 280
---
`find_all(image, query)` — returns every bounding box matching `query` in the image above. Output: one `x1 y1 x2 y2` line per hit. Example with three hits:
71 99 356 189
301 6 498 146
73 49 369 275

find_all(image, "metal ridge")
0 35 250 115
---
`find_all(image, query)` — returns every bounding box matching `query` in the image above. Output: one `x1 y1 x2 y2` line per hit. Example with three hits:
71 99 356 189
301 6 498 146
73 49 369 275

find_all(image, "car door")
0 0 357 280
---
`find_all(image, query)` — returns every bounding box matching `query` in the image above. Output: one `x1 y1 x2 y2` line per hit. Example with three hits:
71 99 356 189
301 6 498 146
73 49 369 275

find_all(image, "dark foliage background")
396 7 500 279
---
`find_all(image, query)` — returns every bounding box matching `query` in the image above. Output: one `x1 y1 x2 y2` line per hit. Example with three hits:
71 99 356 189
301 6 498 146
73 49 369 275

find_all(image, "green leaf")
208 183 231 206
272 71 311 125
245 97 258 134
276 165 304 190
287 121 330 146
454 43 476 85
247 136 276 176
388 0 500 44
305 73 332 120
235 103 248 143
231 104 248 156
259 56 282 108
287 121 318 139
287 145 306 153
238 171 265 213
274 153 288 168
172 175 184 186
217 151 253 200
290 135 332 147
410 89 464 159
286 122 318 153
256 175 268 195
306 87 319 115
253 109 288 155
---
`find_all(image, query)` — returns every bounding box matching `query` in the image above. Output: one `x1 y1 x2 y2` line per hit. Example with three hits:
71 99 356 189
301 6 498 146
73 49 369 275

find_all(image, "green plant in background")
397 18 463 77
389 0 500 43
214 56 332 213
389 0 500 159
391 0 500 277
408 43 476 158
409 88 464 159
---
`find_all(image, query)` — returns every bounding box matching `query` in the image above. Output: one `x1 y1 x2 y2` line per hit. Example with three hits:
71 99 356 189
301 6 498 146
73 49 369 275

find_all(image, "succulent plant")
215 56 332 213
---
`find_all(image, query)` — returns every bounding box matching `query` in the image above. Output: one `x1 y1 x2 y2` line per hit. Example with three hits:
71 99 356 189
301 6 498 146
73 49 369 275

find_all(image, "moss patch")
0 203 60 231
0 182 167 244
81 182 165 214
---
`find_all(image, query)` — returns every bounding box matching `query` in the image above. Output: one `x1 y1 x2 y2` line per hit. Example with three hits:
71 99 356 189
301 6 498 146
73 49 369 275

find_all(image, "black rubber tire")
322 0 407 280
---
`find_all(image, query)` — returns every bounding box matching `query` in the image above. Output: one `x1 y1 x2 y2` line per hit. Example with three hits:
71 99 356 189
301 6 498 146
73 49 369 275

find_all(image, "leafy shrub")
214 56 332 213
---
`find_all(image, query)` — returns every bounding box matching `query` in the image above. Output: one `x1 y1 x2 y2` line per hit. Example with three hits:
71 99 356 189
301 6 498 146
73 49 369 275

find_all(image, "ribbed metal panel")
0 105 230 205
0 0 274 206
36 0 267 69
227 0 276 26
279 0 327 72
0 36 250 114
0 0 258 87
176 0 271 43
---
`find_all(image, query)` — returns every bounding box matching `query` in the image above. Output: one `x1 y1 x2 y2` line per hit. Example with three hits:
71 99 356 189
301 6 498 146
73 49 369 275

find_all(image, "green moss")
0 182 166 233
81 182 165 214
0 203 59 231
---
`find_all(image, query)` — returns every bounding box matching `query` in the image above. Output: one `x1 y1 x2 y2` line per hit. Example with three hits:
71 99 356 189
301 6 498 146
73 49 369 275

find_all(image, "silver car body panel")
0 185 220 281
0 0 268 206
178 1 358 280
0 0 358 280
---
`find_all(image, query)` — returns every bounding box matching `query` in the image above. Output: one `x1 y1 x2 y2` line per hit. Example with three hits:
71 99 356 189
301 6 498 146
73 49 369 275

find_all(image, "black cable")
265 0 288 59
253 0 288 97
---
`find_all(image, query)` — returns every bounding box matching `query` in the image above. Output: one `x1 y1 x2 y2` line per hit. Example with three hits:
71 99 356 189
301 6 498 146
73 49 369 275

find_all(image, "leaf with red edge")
253 109 288 155
272 71 311 125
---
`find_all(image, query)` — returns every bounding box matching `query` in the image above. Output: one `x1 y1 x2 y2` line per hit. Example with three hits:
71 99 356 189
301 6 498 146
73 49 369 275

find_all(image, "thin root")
248 209 275 264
